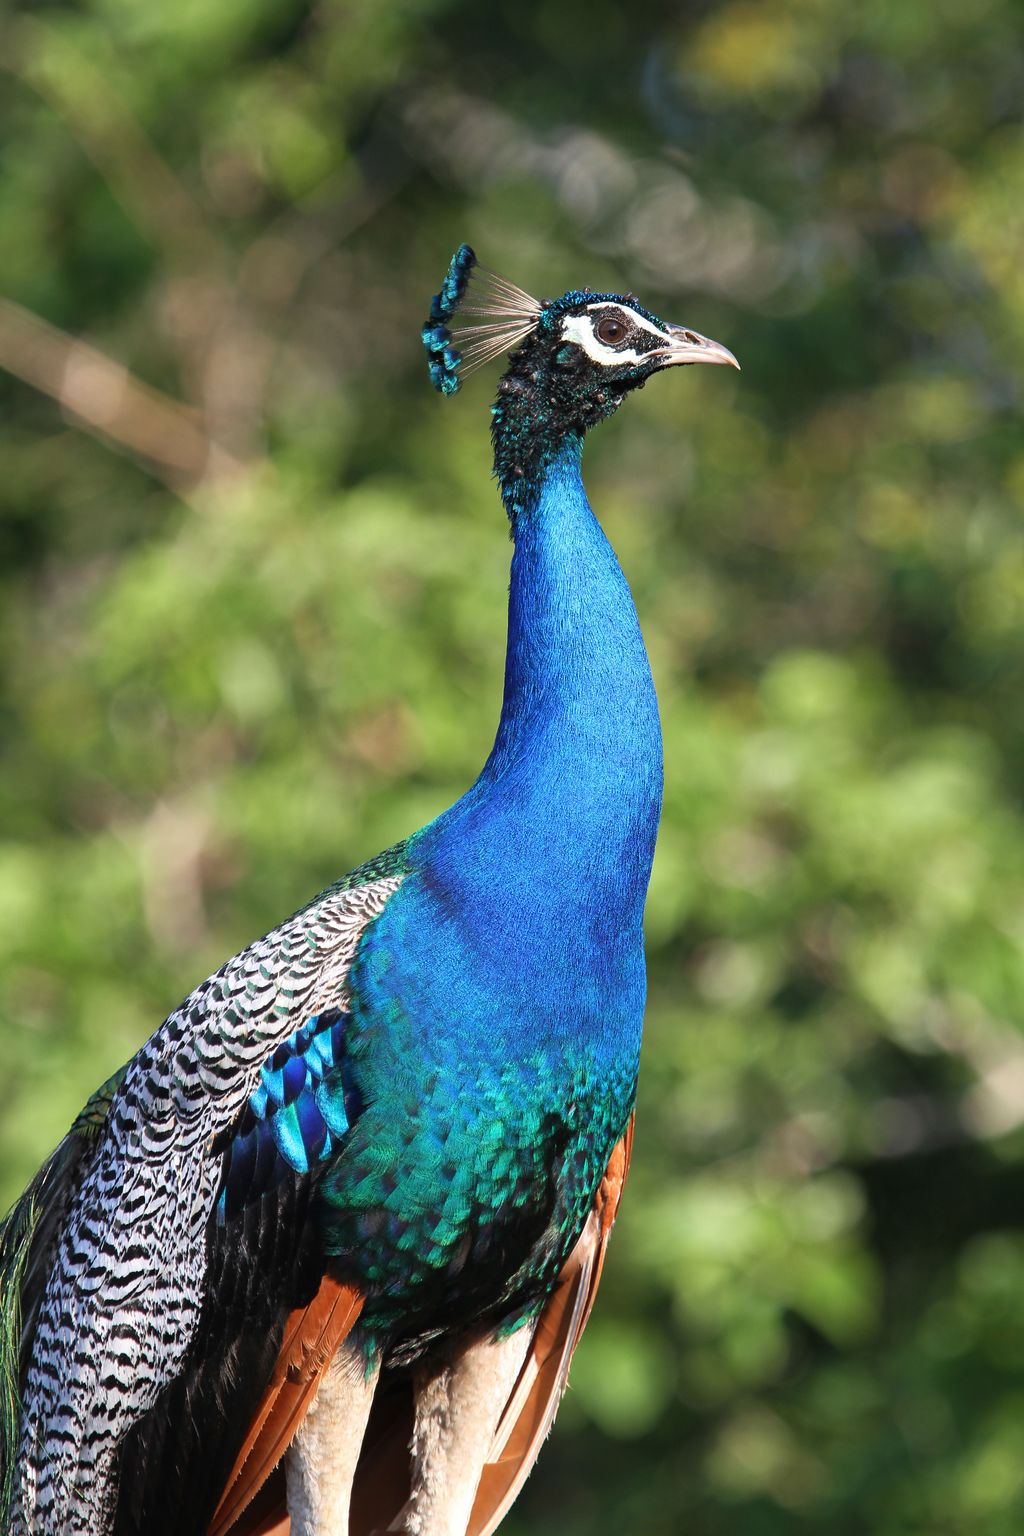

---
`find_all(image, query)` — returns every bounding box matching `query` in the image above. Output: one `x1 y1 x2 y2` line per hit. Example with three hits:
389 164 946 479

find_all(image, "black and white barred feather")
9 867 403 1535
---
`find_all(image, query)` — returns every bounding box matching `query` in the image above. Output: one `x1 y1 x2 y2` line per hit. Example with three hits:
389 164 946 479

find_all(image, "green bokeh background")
2 1 1024 1530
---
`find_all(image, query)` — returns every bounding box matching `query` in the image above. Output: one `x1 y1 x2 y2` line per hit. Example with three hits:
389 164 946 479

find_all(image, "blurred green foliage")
2 0 1024 1530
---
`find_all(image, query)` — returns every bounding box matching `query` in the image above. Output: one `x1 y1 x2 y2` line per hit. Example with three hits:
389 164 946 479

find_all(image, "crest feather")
422 246 540 395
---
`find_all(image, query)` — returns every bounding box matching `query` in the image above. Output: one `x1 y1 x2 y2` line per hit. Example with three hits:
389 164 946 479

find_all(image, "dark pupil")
597 315 624 344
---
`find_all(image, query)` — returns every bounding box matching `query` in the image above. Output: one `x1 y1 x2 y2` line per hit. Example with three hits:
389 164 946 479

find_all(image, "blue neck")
354 445 662 1086
422 445 663 971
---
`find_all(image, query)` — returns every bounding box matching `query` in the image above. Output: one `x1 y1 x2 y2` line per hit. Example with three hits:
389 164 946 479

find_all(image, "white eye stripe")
584 303 668 342
560 312 654 366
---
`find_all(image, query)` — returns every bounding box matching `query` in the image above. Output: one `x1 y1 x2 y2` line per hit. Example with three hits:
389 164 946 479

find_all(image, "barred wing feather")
6 860 404 1536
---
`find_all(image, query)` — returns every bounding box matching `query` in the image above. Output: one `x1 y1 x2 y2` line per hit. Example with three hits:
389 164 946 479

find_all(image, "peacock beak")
657 326 740 371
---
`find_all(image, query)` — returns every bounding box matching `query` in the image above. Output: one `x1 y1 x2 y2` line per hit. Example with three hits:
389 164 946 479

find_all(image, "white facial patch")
560 306 668 367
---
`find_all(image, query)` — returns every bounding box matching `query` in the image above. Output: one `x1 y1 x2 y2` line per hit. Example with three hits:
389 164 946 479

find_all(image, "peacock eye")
595 314 626 346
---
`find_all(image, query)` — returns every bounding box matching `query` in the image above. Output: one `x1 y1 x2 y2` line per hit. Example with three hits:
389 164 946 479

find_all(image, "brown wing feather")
209 1275 364 1536
465 1118 634 1536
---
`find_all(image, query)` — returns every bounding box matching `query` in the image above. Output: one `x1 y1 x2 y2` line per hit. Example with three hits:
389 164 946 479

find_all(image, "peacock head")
422 244 738 515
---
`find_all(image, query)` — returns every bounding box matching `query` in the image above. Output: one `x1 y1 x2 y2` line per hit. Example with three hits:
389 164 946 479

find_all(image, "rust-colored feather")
465 1118 634 1536
208 1275 364 1536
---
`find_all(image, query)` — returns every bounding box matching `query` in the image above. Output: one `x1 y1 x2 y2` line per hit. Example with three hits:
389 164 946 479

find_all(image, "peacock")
0 244 738 1536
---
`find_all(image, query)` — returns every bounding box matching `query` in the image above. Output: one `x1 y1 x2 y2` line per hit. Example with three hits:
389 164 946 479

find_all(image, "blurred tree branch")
0 297 242 487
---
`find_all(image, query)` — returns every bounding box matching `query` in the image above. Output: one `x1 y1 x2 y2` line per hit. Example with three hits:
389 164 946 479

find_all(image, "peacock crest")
421 243 542 394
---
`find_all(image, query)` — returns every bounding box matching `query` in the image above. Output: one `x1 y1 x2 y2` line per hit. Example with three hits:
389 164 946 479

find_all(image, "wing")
213 1120 635 1536
6 849 406 1536
117 1007 372 1534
